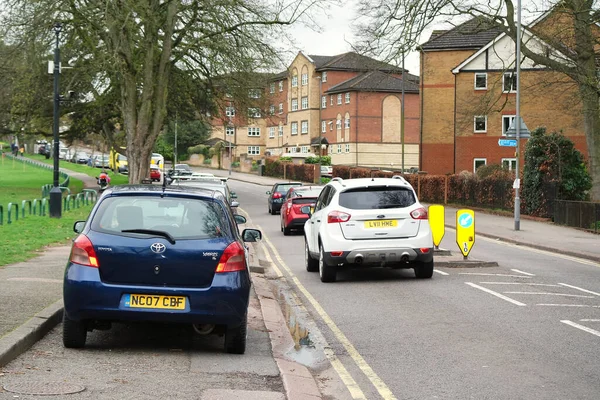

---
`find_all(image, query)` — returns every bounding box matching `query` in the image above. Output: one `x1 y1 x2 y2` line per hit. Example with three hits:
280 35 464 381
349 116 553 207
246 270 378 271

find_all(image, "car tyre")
283 224 291 236
62 311 87 348
224 315 247 354
305 239 318 272
319 244 336 282
269 205 274 215
414 260 434 279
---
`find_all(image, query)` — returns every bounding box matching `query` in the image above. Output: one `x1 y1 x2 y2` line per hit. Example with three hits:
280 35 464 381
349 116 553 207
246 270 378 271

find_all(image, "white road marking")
479 282 559 287
537 304 600 308
434 269 449 276
560 320 600 338
503 292 594 298
557 283 600 297
510 269 535 276
580 319 600 322
459 273 532 278
465 282 527 306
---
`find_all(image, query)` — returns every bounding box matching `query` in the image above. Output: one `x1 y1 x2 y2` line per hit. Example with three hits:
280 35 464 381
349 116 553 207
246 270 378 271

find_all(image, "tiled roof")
309 52 404 73
307 55 335 69
419 17 502 50
269 70 288 81
325 70 419 94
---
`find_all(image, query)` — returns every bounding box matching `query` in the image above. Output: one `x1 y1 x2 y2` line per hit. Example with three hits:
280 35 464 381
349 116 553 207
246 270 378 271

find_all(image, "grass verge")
26 154 129 185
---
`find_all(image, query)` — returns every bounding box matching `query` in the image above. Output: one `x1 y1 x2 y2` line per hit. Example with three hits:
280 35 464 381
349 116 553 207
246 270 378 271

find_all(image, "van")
109 148 128 174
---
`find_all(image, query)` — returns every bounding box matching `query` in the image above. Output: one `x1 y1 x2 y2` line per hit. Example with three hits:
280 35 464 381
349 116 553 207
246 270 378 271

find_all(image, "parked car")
172 178 239 213
280 186 324 235
93 154 110 168
63 184 261 353
72 152 90 164
167 164 194 181
302 176 434 283
150 164 162 182
320 166 333 178
266 182 302 215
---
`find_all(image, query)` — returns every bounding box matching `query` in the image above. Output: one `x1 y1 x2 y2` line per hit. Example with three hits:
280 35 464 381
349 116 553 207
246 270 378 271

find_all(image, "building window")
301 73 308 86
278 125 283 137
336 119 342 130
249 89 261 98
269 105 275 115
474 158 487 172
301 146 309 153
289 147 297 153
292 75 298 87
291 122 298 135
502 115 516 136
329 121 334 131
226 126 235 136
337 144 342 154
247 127 260 136
301 120 308 134
474 73 487 90
474 116 487 133
248 108 261 118
337 94 342 105
225 107 235 117
330 96 334 106
248 146 260 155
502 158 517 170
321 96 327 109
344 118 350 128
345 144 350 153
301 96 308 110
321 121 326 133
322 72 327 82
269 127 275 138
503 72 517 93
270 83 275 94
345 92 350 104
328 145 333 154
279 81 283 92
291 98 298 111
278 103 283 114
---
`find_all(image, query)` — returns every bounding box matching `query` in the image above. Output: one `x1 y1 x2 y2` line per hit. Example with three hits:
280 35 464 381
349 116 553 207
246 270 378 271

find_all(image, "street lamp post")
401 54 405 174
49 23 62 218
317 75 323 184
514 0 523 230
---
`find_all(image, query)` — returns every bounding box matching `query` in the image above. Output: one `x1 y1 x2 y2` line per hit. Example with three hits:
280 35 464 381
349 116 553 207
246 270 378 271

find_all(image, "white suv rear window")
338 187 415 210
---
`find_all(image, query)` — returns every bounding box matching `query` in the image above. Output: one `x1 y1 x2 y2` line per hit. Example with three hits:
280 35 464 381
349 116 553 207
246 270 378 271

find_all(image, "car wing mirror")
242 228 262 242
234 214 247 224
230 192 238 199
73 220 86 233
230 200 240 208
265 191 271 195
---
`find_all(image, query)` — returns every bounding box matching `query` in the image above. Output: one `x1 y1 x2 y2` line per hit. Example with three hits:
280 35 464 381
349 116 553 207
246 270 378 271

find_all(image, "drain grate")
3 382 86 395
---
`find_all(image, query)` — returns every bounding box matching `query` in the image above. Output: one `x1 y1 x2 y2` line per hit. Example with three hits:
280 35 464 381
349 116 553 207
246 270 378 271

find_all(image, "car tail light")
273 192 282 199
216 242 246 273
330 251 343 257
286 202 292 211
70 235 99 268
420 248 431 254
410 207 428 220
327 211 351 223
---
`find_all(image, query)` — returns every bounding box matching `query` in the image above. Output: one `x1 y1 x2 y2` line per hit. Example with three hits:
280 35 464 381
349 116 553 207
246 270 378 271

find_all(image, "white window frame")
344 118 350 129
337 94 342 105
322 72 327 82
278 126 283 137
247 146 260 155
503 72 517 93
226 126 235 136
474 73 487 90
268 127 275 138
321 121 326 133
291 98 298 111
301 96 308 110
301 146 309 153
330 96 334 106
291 121 298 135
329 121 333 131
328 145 333 154
337 144 342 154
269 105 275 115
474 116 487 133
502 158 517 170
248 108 261 118
270 83 275 94
247 127 260 137
502 115 516 136
279 81 283 92
321 96 327 109
249 89 261 99
278 103 283 114
473 158 487 172
301 73 308 86
225 107 235 117
336 119 342 130
291 75 298 87
301 120 308 134
345 144 350 153
345 92 350 104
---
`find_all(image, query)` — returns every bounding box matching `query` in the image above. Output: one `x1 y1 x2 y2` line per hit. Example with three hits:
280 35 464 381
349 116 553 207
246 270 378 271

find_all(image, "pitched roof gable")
419 17 503 50
325 70 419 94
309 51 405 73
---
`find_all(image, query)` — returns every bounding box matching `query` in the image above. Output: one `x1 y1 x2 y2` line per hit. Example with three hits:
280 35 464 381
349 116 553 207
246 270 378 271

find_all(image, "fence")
553 200 600 233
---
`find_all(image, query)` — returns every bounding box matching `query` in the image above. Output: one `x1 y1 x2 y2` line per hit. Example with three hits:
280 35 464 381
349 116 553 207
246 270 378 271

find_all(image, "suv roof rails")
392 175 409 184
331 177 343 182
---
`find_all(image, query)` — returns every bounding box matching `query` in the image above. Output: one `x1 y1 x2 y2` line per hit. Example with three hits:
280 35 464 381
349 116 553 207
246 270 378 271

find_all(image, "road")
232 178 600 399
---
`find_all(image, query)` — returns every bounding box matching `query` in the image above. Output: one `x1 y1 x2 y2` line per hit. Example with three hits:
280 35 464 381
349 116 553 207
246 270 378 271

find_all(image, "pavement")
1 162 598 399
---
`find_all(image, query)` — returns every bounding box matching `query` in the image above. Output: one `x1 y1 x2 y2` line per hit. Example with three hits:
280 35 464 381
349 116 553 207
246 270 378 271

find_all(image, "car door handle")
316 219 320 222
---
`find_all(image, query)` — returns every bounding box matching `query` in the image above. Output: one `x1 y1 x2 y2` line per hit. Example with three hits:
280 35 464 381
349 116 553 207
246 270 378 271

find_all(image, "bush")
232 161 240 168
203 158 212 165
279 156 292 162
476 163 510 179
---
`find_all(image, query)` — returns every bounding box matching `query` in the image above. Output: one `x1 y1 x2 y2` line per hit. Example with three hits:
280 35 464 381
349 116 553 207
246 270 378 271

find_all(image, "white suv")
303 176 434 282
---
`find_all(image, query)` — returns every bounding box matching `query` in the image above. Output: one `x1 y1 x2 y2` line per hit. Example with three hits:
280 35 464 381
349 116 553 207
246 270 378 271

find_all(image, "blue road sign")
458 213 473 229
498 139 517 147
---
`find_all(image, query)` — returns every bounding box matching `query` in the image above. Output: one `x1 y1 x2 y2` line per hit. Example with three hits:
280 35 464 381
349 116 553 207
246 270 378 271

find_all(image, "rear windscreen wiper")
121 229 176 244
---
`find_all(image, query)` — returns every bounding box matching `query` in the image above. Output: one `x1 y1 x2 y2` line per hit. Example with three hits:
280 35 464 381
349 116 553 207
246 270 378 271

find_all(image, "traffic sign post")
456 209 475 259
428 205 445 249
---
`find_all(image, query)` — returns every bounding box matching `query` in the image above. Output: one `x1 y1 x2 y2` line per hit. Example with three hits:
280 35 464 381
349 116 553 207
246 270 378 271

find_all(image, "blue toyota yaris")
63 185 261 354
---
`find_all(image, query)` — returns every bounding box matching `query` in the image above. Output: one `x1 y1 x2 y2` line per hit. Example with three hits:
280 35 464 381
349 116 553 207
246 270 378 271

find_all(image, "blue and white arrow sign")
458 213 473 229
498 139 517 147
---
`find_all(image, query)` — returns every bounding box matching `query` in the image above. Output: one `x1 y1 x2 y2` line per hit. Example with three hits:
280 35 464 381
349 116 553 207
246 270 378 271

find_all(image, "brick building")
419 16 588 175
209 51 420 169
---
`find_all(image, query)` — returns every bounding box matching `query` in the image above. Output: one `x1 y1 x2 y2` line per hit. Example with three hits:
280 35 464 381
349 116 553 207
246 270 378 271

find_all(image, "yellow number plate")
364 220 398 228
126 294 186 310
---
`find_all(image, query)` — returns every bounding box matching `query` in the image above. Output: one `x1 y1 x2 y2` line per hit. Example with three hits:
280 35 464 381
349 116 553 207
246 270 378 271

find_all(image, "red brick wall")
421 143 454 174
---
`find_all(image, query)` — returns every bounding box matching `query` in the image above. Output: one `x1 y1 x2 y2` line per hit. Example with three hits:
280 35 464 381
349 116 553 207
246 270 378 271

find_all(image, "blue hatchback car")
63 185 261 354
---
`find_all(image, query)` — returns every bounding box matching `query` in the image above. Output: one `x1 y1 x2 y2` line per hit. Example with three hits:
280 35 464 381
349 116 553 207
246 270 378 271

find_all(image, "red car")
280 186 324 235
150 165 162 182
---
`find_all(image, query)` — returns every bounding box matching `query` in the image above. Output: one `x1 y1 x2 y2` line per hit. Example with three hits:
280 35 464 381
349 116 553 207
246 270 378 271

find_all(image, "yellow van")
109 148 128 174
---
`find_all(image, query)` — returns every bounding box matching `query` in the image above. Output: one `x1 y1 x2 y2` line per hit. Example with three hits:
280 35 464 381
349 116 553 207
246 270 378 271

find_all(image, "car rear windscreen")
338 187 416 210
276 184 301 193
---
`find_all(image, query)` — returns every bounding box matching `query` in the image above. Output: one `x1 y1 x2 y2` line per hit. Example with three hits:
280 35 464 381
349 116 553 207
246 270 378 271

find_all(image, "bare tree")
354 0 600 201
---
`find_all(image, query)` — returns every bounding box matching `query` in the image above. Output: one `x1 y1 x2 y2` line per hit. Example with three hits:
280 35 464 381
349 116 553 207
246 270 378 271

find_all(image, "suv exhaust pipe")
355 254 364 265
400 252 410 263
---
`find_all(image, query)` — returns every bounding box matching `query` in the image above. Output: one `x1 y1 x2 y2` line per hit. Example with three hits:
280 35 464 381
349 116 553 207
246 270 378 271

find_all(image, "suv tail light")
70 235 99 268
216 242 246 273
327 211 351 223
273 192 282 199
410 207 428 220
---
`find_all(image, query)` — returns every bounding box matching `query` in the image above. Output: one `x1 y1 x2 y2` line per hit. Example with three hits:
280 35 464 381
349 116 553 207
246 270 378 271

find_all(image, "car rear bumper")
323 247 433 267
63 264 250 326
285 217 308 229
